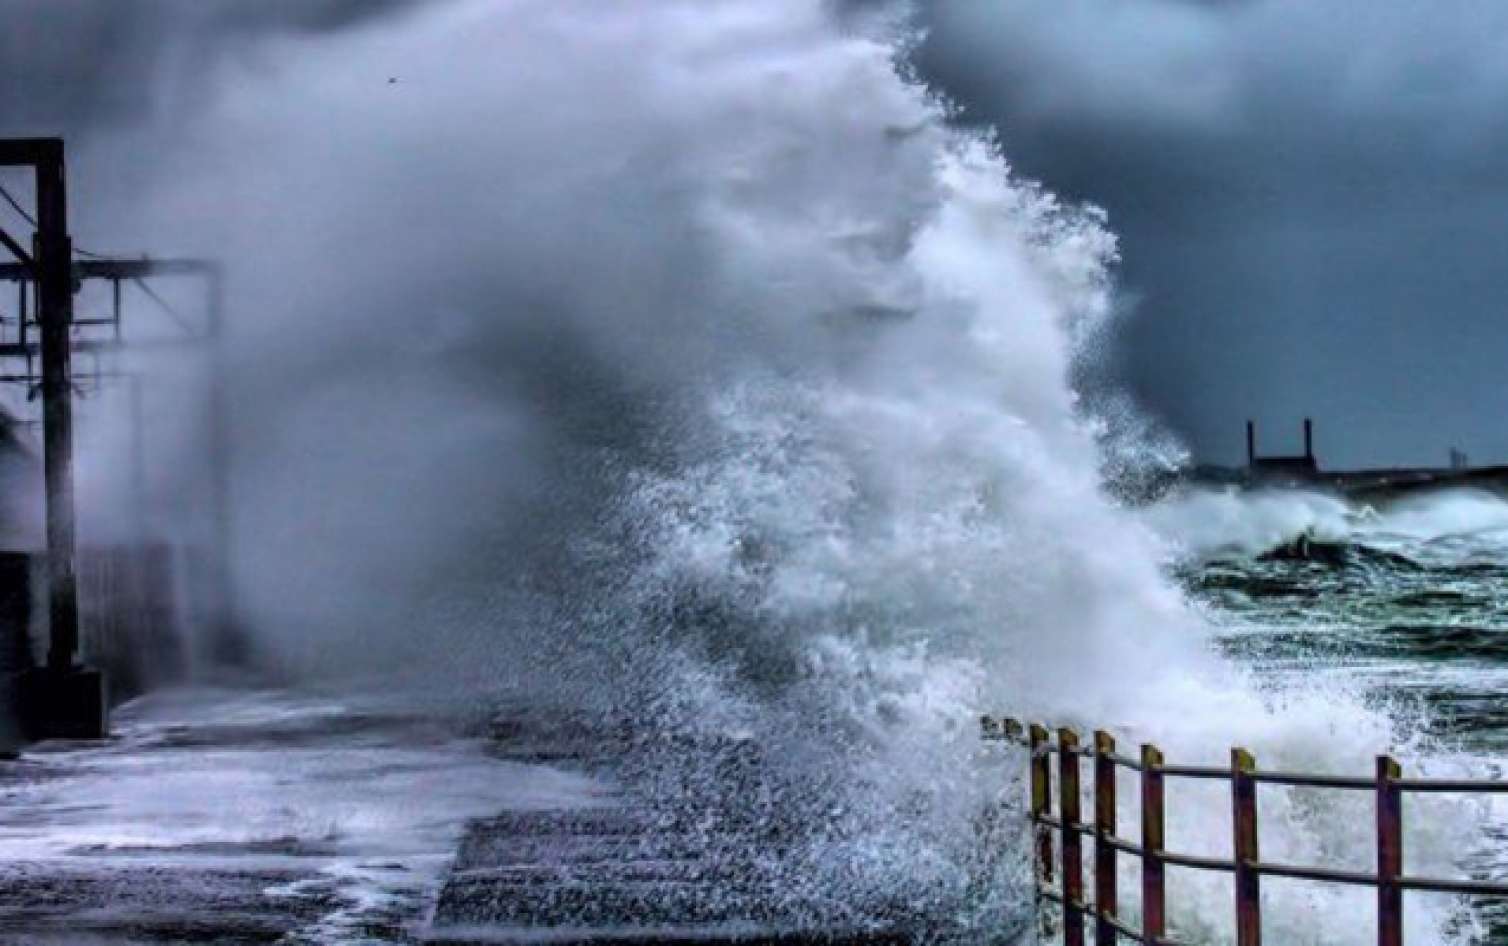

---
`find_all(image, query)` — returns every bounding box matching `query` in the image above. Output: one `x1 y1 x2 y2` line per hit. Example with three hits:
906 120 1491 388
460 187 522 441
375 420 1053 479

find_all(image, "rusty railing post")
1030 724 1053 886
1030 724 1055 941
1377 755 1403 946
1094 730 1118 943
1060 727 1085 946
1141 743 1167 943
1232 747 1261 946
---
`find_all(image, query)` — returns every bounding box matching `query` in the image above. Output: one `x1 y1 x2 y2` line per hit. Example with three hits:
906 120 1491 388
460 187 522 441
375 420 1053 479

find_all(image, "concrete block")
17 665 107 740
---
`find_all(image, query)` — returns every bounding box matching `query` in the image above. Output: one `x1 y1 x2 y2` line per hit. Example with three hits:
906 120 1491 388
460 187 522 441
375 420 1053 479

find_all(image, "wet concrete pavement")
0 688 606 944
0 688 922 945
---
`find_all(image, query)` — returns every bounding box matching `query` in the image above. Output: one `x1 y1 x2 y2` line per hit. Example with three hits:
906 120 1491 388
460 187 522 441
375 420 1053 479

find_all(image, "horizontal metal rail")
1254 770 1375 790
982 719 1508 794
984 719 1508 794
1400 875 1508 896
0 138 61 167
984 715 1508 945
1396 778 1508 794
1156 763 1229 780
1104 835 1144 857
0 257 219 282
1253 860 1377 887
1161 850 1236 873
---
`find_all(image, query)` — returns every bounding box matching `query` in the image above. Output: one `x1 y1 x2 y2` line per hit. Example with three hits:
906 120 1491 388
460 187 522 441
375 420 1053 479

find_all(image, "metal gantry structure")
0 138 233 736
0 139 81 688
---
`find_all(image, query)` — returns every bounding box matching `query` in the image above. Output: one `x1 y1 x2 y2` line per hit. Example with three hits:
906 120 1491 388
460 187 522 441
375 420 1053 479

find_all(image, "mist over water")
25 0 1499 940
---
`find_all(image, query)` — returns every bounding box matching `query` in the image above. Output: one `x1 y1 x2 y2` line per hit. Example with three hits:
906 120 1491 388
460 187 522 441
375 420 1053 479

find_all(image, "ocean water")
1149 486 1508 940
1153 487 1508 754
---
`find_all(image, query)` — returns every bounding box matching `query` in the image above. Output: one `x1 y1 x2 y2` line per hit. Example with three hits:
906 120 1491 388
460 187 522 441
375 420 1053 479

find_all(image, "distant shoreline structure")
1183 418 1508 500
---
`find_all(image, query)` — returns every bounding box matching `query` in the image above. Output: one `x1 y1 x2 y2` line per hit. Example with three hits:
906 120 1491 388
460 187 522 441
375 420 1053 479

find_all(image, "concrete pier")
0 689 918 945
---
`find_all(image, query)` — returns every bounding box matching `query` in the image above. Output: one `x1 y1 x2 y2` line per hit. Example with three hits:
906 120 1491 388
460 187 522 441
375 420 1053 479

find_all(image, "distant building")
1246 418 1319 483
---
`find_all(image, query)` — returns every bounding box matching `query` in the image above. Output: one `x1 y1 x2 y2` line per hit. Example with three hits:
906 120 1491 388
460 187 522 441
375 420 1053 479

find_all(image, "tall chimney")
1304 418 1314 461
1246 420 1256 467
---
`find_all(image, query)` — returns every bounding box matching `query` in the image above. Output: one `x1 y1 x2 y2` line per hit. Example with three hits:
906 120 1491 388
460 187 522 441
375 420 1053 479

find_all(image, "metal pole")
1141 743 1167 942
32 142 80 672
1028 722 1054 943
1030 723 1054 886
1233 747 1262 946
1093 730 1118 944
1377 756 1403 946
1059 727 1085 946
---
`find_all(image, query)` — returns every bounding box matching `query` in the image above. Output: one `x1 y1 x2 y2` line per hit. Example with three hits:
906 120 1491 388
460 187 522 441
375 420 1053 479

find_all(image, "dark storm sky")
6 0 1505 469
914 0 1508 469
0 0 416 135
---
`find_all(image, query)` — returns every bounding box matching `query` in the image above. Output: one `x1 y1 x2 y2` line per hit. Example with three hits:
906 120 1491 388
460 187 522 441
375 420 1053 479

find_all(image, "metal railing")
981 715 1508 945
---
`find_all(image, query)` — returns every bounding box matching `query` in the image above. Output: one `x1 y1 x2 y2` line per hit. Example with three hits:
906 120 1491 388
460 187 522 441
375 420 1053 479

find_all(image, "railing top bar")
1155 763 1230 780
1253 860 1378 887
997 748 1508 793
984 713 1508 793
1396 778 1508 793
1253 771 1374 790
1400 874 1508 896
1160 850 1237 873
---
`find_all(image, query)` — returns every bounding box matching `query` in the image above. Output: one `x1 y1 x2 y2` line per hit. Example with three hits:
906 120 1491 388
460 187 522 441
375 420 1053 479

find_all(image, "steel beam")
2 136 106 738
1 253 238 659
0 137 61 168
0 257 217 282
0 225 34 272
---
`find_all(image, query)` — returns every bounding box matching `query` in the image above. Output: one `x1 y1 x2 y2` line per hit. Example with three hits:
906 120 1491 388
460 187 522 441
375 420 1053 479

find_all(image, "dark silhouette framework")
0 138 233 736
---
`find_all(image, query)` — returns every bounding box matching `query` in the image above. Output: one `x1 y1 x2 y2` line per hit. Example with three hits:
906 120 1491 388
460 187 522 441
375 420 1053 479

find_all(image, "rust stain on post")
1141 743 1167 942
1060 727 1085 946
1030 724 1053 886
1232 747 1261 946
1377 755 1403 946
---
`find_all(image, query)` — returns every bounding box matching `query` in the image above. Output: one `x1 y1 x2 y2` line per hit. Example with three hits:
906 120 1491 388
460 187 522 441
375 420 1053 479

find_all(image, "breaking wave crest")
1146 486 1508 565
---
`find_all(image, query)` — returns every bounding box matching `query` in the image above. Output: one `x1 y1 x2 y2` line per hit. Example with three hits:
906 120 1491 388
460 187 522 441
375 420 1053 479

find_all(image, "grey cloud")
913 0 1508 468
0 0 421 136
